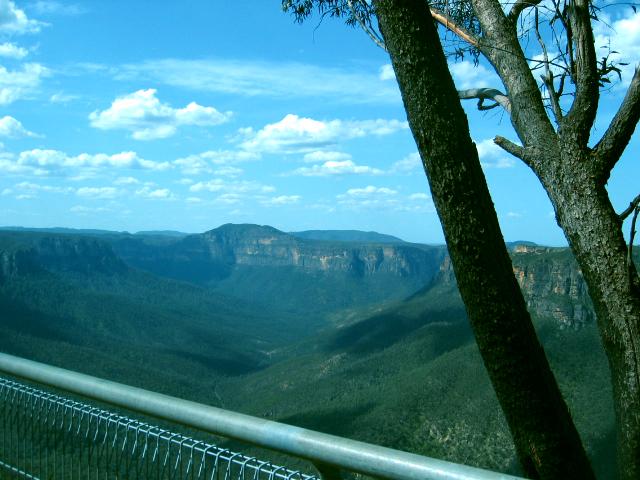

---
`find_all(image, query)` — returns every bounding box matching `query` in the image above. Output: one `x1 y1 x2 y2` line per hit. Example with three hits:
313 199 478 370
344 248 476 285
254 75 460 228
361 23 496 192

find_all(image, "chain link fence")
0 377 318 480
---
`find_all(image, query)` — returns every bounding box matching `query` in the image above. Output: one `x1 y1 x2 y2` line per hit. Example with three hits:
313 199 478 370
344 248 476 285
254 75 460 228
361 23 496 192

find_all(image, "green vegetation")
0 228 632 477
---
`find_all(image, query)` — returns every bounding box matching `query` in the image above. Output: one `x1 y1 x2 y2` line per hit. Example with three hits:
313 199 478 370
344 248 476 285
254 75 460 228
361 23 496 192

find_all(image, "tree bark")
535 148 640 480
372 1 594 478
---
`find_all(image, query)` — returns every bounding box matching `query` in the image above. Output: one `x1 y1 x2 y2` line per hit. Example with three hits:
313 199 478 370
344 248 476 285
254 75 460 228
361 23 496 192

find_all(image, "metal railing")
0 377 314 480
0 352 525 480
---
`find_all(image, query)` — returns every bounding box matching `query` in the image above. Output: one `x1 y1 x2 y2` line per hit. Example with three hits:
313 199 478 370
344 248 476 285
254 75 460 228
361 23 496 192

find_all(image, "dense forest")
0 225 636 477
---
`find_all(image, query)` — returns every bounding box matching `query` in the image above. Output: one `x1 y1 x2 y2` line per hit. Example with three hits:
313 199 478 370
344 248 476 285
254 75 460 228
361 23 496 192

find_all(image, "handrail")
0 352 525 480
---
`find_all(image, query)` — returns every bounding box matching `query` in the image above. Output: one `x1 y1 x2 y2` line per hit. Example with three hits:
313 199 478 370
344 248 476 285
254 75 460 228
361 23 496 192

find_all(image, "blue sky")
0 1 637 244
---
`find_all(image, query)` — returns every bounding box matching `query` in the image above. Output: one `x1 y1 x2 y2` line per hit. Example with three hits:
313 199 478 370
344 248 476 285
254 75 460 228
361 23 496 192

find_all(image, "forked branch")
458 88 511 112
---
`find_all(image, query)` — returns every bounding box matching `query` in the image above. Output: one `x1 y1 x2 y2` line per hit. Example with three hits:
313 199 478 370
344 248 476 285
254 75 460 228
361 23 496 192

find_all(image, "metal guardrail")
0 377 315 480
0 352 525 480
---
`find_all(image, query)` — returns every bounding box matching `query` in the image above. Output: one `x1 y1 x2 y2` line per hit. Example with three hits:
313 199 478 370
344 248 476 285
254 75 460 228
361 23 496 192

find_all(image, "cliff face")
112 224 447 285
202 224 441 277
0 248 39 280
511 247 593 328
0 234 127 282
436 246 594 328
0 226 601 328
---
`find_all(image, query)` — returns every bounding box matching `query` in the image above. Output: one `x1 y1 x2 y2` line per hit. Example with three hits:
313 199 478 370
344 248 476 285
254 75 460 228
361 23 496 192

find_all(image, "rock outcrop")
0 234 127 282
436 246 594 328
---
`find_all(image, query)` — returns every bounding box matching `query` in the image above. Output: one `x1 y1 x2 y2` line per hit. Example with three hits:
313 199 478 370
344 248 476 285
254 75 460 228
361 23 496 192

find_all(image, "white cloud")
190 178 275 194
448 60 502 90
213 166 243 177
302 150 351 163
50 92 79 103
476 139 515 169
70 205 111 214
0 156 45 175
213 193 242 205
14 149 170 173
379 64 395 81
113 176 139 185
89 89 232 140
135 186 173 199
336 185 435 213
409 192 430 200
389 152 422 174
173 149 258 175
14 181 72 194
239 114 408 154
261 195 301 206
76 186 121 199
337 185 400 210
185 196 202 203
0 63 49 104
0 115 38 137
114 58 401 105
0 0 43 35
28 1 85 16
289 159 384 177
506 211 523 219
0 149 169 177
0 42 27 58
343 185 398 197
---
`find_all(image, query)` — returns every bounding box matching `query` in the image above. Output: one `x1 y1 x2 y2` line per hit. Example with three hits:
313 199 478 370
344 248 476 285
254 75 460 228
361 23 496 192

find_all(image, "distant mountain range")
289 229 406 243
0 223 627 477
0 225 541 247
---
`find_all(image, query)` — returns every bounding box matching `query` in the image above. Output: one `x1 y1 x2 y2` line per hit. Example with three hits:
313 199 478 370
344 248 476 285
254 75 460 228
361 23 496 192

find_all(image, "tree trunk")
372 1 594 478
537 149 640 479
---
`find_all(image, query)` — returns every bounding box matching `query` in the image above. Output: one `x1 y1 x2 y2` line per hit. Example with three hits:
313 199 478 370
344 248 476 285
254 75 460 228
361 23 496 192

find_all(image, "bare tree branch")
494 136 532 167
346 0 387 51
430 7 480 48
620 194 640 222
593 67 640 181
629 206 639 274
563 0 599 144
346 3 482 53
534 7 563 124
508 0 542 24
458 88 511 112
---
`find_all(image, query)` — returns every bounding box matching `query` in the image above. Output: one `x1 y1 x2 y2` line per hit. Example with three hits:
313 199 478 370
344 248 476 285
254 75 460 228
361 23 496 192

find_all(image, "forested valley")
0 224 633 477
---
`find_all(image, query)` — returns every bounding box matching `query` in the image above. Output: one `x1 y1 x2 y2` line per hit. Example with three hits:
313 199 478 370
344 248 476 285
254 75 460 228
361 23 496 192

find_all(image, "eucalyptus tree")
283 1 640 478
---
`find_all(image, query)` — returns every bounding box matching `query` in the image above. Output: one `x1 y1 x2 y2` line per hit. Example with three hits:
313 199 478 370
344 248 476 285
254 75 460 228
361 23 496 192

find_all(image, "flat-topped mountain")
108 224 447 313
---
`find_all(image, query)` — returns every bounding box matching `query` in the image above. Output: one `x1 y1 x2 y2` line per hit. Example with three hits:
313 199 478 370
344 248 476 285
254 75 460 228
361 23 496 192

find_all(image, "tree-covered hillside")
0 227 634 477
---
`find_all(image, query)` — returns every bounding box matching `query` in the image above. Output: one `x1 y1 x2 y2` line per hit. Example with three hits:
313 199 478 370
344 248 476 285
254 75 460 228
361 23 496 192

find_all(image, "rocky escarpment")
0 248 40 280
436 245 594 328
112 224 447 285
511 246 593 328
202 224 441 276
0 233 127 282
